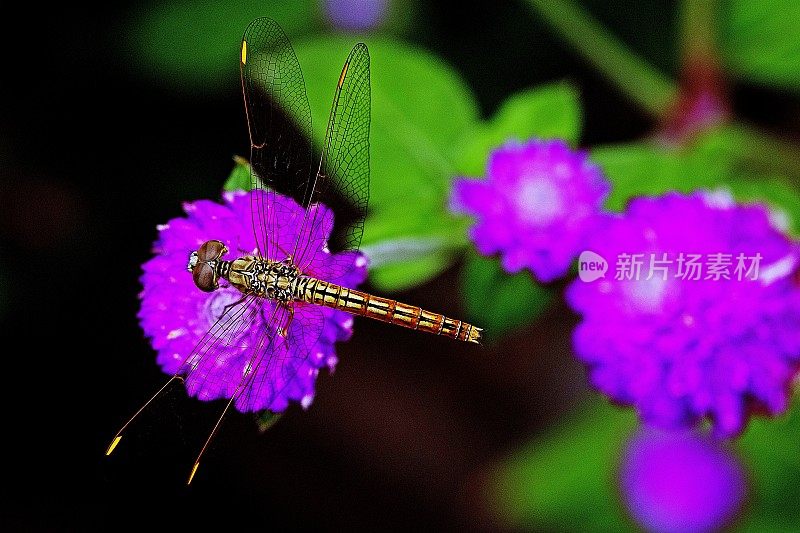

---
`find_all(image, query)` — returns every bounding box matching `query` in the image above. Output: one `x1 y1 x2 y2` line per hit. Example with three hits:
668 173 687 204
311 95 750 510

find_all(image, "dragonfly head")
187 240 228 292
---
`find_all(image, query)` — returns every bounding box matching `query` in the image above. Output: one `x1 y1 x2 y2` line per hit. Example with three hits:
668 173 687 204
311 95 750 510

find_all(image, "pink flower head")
138 190 367 413
568 191 800 436
450 139 610 282
620 427 747 533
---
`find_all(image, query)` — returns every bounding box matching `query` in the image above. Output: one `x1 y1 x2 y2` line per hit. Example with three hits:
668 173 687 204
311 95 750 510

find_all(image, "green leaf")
594 125 800 237
223 156 252 192
290 36 479 289
592 135 735 211
722 0 800 92
126 0 316 92
255 410 283 433
293 36 479 210
488 399 636 531
461 253 553 338
727 177 800 236
456 82 582 176
362 205 469 291
369 251 454 292
735 393 800 531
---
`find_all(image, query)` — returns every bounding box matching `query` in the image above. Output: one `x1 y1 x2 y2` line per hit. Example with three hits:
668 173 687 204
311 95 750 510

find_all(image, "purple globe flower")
138 190 367 413
450 139 610 282
568 191 800 436
324 0 388 31
620 427 747 533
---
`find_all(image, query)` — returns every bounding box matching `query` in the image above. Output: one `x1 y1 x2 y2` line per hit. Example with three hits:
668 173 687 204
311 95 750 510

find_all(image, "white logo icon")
578 251 608 282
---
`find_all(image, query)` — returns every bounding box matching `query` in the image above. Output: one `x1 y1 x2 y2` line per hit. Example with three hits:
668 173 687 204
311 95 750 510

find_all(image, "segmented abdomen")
296 277 482 344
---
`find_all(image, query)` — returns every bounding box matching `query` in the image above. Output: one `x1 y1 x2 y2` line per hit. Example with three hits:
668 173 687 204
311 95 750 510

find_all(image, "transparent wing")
176 295 261 391
177 296 325 413
240 17 313 261
291 43 370 274
235 303 325 412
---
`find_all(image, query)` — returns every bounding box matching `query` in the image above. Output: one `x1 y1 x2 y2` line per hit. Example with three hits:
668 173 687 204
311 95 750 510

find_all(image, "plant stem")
679 0 718 60
525 0 677 119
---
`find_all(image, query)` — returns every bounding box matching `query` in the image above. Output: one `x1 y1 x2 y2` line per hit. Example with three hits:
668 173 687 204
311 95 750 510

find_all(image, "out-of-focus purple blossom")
450 139 610 282
138 190 366 413
568 191 800 437
619 426 747 533
324 0 388 31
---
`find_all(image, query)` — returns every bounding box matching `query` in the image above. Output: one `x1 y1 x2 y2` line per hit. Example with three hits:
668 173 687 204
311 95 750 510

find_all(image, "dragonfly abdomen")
296 277 482 344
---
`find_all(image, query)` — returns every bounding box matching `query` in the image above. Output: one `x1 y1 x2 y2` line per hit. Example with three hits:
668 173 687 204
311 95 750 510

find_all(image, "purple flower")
619 426 747 533
450 139 610 282
324 0 388 31
568 191 800 436
138 190 367 413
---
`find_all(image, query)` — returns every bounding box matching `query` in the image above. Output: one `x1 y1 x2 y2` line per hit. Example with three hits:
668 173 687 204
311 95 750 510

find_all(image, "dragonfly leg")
277 304 294 337
276 243 293 264
221 293 250 316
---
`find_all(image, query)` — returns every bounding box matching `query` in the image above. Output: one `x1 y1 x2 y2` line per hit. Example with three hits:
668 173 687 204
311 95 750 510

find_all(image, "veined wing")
244 46 371 414
240 17 313 261
108 294 261 446
291 43 370 275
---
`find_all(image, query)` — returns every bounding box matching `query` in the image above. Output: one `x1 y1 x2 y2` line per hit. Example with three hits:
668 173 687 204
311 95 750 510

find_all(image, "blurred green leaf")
489 389 800 531
594 125 800 237
592 141 732 211
369 251 453 292
361 230 465 293
462 254 553 337
256 410 283 433
223 156 252 191
722 0 800 92
362 203 469 291
291 36 479 290
488 399 636 531
294 36 479 210
455 82 582 176
592 125 763 211
727 177 800 236
127 0 316 92
736 394 800 531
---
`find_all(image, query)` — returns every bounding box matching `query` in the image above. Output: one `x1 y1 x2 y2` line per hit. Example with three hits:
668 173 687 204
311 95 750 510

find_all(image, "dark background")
2 1 791 530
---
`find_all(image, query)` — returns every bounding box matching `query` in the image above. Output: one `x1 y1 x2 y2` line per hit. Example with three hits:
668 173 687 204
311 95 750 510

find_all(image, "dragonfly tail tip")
106 435 122 456
187 462 201 485
468 326 483 345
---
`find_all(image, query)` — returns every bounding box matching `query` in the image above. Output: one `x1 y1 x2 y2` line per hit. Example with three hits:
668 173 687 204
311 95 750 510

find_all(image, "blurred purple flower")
450 139 610 282
324 0 388 31
568 191 800 436
620 427 747 533
138 190 366 413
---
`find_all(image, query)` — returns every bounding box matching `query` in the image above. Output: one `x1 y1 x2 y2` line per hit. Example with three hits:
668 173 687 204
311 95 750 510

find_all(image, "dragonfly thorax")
222 256 302 302
187 240 305 302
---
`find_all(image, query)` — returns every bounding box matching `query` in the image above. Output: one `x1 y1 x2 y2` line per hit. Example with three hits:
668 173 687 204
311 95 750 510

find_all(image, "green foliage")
489 399 636 531
722 0 800 92
593 126 800 235
294 36 479 209
284 36 480 289
223 156 252 191
462 253 553 338
255 410 283 433
727 177 800 236
275 38 586 291
592 138 731 212
127 0 316 92
736 397 800 531
490 394 800 531
455 82 582 176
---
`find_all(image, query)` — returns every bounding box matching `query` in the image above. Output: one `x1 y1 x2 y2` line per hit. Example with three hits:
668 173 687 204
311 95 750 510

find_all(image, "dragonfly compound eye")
192 263 218 292
197 240 228 262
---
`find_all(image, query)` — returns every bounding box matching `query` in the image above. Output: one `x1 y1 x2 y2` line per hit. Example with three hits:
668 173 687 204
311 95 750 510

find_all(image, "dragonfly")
107 17 481 484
